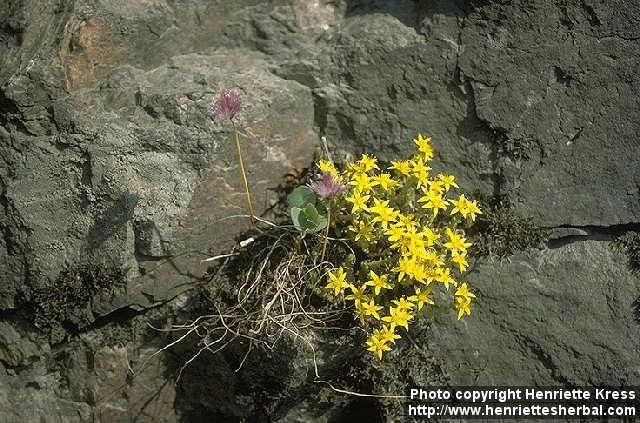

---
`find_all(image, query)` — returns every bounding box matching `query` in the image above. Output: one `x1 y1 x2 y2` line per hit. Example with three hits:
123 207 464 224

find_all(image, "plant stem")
232 121 255 223
320 204 331 262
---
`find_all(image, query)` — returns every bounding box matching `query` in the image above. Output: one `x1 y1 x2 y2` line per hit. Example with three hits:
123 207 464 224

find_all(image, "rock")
313 2 499 199
429 240 640 385
0 361 93 423
549 227 590 240
315 0 640 227
0 0 325 310
457 0 640 227
0 302 180 422
2 48 317 314
0 321 45 368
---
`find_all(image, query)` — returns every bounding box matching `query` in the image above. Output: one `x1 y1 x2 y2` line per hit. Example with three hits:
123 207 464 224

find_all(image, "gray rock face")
314 0 640 228
430 240 640 385
2 22 318 314
1 0 639 421
457 0 640 227
0 309 179 423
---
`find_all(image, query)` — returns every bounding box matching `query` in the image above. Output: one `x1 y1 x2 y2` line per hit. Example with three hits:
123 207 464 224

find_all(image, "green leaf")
299 204 324 232
315 215 328 232
302 203 321 226
291 204 327 233
291 207 303 230
287 186 316 208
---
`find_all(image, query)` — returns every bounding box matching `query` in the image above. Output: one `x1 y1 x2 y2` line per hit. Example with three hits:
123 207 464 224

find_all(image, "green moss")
468 194 549 258
496 135 535 161
33 264 125 333
613 231 640 273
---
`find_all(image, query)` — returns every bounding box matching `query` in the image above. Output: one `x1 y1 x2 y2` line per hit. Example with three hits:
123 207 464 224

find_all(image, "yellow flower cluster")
323 133 481 359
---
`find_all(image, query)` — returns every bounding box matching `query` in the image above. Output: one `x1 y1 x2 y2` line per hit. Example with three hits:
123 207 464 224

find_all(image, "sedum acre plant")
295 134 482 359
168 86 485 383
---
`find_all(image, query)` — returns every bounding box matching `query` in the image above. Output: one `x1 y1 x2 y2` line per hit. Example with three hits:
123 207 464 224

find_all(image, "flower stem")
320 204 331 262
232 121 255 223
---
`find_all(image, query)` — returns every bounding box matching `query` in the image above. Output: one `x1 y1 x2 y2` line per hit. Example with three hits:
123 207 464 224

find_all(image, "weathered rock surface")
0 304 179 423
1 5 318 315
1 0 639 421
314 0 640 227
457 0 640 227
430 240 640 385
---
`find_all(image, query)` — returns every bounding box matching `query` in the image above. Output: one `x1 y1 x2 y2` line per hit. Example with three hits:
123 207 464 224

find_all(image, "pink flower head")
308 171 346 198
209 88 241 121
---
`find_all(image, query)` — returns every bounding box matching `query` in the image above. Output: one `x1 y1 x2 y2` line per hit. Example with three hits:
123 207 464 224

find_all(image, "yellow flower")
408 260 427 284
369 198 399 229
454 297 471 320
450 194 470 218
316 160 342 182
348 172 378 193
423 266 439 285
420 227 439 246
404 227 426 253
438 174 459 191
410 156 431 175
316 134 480 355
376 324 401 344
392 256 414 282
451 250 469 273
373 173 397 190
345 284 368 307
443 228 472 253
347 161 366 174
413 133 434 160
415 170 430 189
391 296 415 311
366 333 391 360
417 188 438 205
421 194 449 217
466 199 482 221
365 271 393 295
388 160 411 176
435 267 456 290
428 179 445 195
358 153 378 172
408 286 435 310
396 213 417 229
326 267 348 296
354 303 367 324
345 190 370 213
423 249 444 267
361 299 383 320
455 282 476 303
382 306 413 330
384 225 406 244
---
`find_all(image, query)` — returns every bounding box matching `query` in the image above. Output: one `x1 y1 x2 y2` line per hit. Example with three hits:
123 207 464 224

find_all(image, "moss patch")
495 134 535 161
33 264 125 334
468 194 549 258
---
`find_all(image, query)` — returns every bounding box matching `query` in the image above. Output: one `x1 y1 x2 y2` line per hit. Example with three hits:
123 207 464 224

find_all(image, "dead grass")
142 216 352 382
